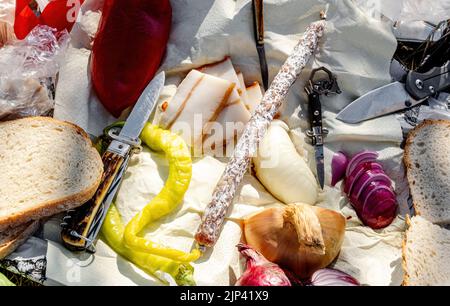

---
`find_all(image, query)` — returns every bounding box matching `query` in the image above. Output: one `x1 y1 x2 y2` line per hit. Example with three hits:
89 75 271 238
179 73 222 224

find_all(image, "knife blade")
336 82 424 124
314 144 325 190
118 72 165 142
61 72 165 252
252 0 269 91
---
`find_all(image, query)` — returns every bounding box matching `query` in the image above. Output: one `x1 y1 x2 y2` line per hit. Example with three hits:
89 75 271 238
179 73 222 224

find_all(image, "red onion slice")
362 198 397 229
352 180 384 210
345 151 378 177
362 185 395 210
352 172 392 201
344 162 383 195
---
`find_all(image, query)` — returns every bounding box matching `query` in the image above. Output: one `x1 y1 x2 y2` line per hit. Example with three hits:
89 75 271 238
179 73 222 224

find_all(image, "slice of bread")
0 117 103 231
404 120 450 224
0 221 39 259
402 215 450 286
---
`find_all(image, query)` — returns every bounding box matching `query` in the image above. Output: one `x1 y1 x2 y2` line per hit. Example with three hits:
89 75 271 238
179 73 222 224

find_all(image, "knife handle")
252 0 264 45
309 92 322 126
61 149 126 252
308 92 326 146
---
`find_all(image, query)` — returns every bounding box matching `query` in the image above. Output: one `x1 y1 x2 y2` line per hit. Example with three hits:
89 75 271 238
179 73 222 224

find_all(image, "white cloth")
49 0 406 286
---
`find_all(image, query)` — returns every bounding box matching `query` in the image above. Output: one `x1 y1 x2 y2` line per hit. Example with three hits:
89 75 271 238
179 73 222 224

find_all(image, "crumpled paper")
48 0 407 286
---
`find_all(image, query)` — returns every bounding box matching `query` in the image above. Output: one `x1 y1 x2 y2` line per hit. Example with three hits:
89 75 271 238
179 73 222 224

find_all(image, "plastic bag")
0 25 69 120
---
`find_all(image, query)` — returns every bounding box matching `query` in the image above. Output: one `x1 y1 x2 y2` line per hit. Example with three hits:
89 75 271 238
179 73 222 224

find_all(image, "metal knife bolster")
61 139 133 252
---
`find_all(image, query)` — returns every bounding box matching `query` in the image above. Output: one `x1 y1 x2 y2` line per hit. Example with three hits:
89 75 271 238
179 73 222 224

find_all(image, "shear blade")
336 82 422 123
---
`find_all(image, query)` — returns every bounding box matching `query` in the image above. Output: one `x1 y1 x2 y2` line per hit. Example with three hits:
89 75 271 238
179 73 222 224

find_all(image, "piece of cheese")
158 69 234 153
246 82 263 114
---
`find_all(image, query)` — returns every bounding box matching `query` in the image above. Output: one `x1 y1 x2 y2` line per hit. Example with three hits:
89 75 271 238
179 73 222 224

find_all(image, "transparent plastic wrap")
0 25 69 120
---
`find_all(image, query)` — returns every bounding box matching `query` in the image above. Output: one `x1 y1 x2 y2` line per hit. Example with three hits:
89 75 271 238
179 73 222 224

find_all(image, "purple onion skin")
308 268 360 286
236 244 291 286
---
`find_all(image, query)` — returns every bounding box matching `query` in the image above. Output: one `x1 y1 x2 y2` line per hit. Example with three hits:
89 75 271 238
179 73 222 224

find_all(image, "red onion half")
331 150 397 229
308 268 360 286
235 244 291 286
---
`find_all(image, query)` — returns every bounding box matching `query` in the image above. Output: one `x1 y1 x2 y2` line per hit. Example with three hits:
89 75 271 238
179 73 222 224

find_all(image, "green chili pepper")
101 204 195 286
123 124 201 262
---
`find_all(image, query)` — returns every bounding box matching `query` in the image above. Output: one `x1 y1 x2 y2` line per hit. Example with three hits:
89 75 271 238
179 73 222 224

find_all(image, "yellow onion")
244 203 346 279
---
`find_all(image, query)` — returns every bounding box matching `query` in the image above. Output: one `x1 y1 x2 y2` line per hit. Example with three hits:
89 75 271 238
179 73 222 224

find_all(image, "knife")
305 67 341 189
336 62 450 123
61 72 165 253
252 0 269 91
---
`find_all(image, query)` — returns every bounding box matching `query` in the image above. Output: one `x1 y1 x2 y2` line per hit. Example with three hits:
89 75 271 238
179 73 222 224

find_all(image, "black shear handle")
406 61 450 100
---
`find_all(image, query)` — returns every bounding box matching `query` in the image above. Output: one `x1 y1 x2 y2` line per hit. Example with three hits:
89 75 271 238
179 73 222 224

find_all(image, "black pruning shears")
305 67 341 189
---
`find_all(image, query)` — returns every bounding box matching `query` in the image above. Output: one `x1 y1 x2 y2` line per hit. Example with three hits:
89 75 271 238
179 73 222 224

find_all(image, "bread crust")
403 119 450 222
401 215 412 286
0 221 39 259
0 116 103 231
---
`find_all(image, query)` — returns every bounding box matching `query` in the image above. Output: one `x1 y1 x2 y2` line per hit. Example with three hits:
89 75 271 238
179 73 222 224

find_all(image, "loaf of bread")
0 117 103 231
403 215 450 285
404 120 450 224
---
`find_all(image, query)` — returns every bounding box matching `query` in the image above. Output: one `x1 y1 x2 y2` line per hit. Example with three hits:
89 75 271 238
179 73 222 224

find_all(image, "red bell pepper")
14 0 84 39
91 0 172 117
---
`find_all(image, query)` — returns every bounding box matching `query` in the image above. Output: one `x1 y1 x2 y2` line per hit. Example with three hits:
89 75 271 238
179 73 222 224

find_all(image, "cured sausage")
195 20 327 248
